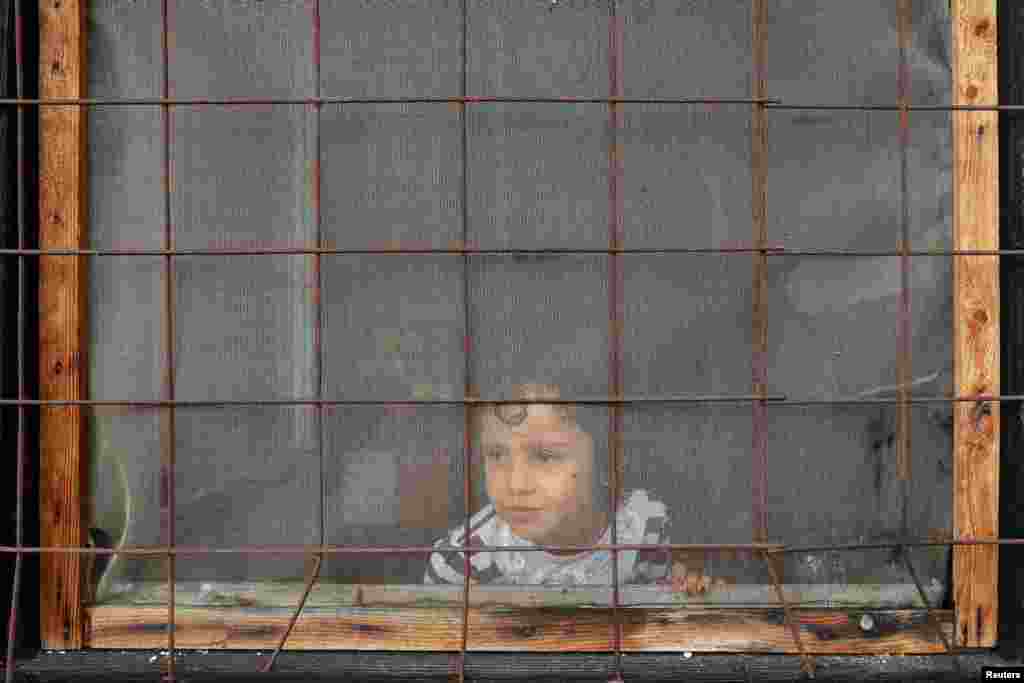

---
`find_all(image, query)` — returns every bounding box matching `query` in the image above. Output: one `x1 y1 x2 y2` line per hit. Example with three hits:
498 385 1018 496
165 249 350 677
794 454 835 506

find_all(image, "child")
424 383 713 593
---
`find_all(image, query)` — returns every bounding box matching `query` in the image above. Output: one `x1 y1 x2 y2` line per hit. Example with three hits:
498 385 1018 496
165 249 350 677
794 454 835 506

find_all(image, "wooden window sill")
85 582 953 653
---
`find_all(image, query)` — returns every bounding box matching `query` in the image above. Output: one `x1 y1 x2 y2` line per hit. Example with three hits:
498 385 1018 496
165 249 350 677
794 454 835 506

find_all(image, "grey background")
85 0 955 596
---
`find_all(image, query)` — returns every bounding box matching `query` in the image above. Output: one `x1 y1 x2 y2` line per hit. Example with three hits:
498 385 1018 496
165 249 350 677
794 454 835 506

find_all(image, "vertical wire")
900 545 956 654
750 0 812 677
750 0 768 564
607 0 623 678
4 0 25 680
160 0 176 679
259 3 323 671
896 0 913 540
751 0 775 654
895 1 932 661
459 1 472 681
312 0 324 625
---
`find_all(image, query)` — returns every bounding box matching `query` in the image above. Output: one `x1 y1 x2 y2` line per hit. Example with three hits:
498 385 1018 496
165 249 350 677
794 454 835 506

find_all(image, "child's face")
479 403 598 546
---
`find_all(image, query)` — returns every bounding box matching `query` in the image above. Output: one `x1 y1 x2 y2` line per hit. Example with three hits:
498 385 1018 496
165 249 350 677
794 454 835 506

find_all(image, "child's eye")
534 448 563 463
485 449 506 462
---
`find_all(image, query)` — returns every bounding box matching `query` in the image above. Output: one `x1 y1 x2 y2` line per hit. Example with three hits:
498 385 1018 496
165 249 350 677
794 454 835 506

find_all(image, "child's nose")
506 457 534 494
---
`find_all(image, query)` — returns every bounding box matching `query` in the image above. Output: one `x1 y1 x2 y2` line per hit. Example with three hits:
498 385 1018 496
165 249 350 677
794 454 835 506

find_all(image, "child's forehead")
479 406 579 444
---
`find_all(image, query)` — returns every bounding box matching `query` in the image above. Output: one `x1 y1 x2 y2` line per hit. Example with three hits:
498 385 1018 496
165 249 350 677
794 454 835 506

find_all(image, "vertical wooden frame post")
38 0 88 649
953 0 1000 649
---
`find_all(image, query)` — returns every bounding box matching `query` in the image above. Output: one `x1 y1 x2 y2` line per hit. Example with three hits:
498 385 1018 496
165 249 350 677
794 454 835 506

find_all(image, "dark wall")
1 0 40 656
999 0 1024 657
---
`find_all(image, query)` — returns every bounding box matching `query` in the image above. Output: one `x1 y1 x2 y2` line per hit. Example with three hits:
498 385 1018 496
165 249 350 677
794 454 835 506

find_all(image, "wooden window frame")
35 0 999 659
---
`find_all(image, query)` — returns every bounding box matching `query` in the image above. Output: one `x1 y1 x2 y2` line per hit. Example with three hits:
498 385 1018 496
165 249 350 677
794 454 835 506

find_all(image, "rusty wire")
5 394 1024 407
767 103 1023 111
750 0 769 567
3 537 1024 557
900 546 957 655
159 0 177 679
896 0 913 556
0 95 778 106
607 1 625 679
879 0 941 669
262 554 322 674
459 1 473 681
262 1 325 674
762 549 813 676
749 0 814 676
0 246 1020 255
1 97 1023 111
1 395 800 407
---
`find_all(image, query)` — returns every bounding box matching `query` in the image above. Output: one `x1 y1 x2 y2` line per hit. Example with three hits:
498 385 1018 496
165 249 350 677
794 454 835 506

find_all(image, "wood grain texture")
38 0 88 650
94 580 945 611
84 605 954 654
952 0 1000 649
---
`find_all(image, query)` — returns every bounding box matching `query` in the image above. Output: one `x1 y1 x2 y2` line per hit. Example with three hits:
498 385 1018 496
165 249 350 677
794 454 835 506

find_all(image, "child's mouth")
502 508 542 525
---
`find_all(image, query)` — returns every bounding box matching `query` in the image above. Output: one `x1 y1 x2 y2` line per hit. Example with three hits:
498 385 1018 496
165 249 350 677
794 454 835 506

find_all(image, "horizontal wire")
0 395 787 407
0 97 1019 112
781 539 1013 553
0 538 1020 556
0 395 1014 407
0 247 1019 256
0 544 783 556
767 103 1024 112
0 96 776 106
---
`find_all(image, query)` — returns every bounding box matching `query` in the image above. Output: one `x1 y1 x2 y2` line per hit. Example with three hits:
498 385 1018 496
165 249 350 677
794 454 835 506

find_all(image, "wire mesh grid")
0 1 1011 682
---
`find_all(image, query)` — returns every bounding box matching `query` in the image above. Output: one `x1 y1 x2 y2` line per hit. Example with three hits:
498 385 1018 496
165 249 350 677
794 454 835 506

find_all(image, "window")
9 0 1002 680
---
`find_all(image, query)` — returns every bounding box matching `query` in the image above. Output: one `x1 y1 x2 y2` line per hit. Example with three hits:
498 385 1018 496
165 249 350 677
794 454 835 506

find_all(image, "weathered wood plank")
952 0 1000 649
39 0 89 650
93 581 945 611
85 605 954 654
86 606 464 651
616 609 954 655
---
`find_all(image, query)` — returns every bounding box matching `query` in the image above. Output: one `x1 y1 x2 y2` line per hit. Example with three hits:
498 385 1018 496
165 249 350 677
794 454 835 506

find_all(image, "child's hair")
493 382 574 427
472 382 611 513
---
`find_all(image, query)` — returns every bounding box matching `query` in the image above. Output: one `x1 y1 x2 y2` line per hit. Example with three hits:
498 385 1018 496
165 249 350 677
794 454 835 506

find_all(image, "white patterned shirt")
423 489 672 586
